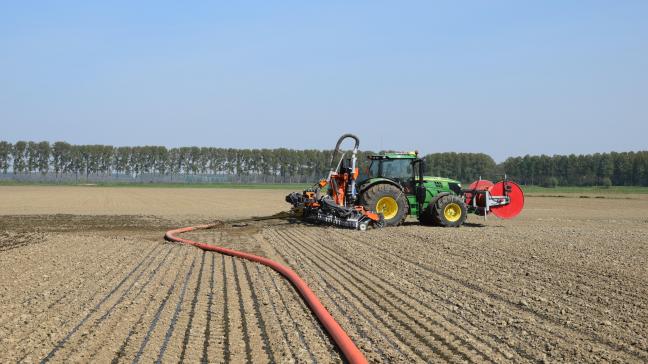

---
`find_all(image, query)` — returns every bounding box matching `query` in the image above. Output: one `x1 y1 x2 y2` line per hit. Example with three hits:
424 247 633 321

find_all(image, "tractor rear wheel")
360 184 408 227
432 195 467 227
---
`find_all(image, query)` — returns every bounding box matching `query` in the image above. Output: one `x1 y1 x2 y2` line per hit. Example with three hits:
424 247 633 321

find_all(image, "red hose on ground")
164 224 368 364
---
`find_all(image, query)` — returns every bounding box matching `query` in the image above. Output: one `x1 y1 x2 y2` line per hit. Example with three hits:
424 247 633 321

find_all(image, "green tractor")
286 134 524 230
357 151 469 227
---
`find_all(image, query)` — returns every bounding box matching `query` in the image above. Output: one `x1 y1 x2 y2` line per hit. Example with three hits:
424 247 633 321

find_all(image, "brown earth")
1 186 647 363
0 186 287 219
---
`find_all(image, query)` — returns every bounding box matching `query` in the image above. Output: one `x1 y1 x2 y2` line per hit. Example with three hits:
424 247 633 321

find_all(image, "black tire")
360 184 408 227
432 194 467 227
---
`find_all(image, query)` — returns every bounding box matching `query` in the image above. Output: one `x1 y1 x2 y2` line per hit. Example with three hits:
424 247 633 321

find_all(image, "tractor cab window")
364 158 415 192
366 159 413 180
381 159 412 179
368 160 380 178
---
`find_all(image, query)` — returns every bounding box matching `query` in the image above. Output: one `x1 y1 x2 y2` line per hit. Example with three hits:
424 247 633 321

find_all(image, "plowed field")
1 186 647 363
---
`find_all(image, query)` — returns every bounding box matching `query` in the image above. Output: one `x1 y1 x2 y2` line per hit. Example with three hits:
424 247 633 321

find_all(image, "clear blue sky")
1 1 646 161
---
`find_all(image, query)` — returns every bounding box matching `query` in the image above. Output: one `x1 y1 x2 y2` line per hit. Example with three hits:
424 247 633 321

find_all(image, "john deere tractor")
286 134 524 230
357 151 468 227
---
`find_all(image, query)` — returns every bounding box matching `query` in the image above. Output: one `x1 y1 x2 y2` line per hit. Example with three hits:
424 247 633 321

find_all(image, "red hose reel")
463 180 525 219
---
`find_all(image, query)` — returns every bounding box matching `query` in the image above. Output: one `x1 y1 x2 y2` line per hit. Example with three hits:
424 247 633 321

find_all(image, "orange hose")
164 224 368 364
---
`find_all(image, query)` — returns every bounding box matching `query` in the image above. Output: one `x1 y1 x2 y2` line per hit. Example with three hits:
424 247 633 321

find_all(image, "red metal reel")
465 180 494 207
489 181 525 219
468 179 494 190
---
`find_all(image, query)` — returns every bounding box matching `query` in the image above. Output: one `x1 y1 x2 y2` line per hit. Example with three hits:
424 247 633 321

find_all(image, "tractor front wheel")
360 184 408 227
432 195 467 227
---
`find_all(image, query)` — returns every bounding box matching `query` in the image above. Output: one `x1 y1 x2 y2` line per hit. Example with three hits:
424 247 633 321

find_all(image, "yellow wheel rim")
443 203 462 222
376 196 399 220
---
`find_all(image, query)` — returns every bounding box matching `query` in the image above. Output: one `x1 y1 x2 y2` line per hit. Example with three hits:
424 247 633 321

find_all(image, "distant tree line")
0 141 370 181
502 152 648 187
0 140 646 186
424 153 498 183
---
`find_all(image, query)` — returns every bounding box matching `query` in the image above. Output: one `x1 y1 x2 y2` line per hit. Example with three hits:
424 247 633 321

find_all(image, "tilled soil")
0 219 339 363
1 187 647 363
262 224 648 363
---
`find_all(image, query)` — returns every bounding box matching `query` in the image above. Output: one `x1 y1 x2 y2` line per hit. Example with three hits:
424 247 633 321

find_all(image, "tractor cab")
363 152 421 193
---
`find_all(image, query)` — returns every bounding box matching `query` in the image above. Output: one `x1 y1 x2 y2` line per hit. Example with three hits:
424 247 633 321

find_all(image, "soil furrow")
60 244 177 362
198 252 227 362
231 258 254 363
131 251 194 363
39 243 169 363
319 228 537 361
346 230 612 360
282 229 477 362
294 230 502 361
1 242 161 358
398 228 648 315
155 251 196 362
300 229 505 361
404 227 648 292
0 236 149 330
200 253 216 363
108 247 188 364
338 230 566 361
241 261 276 363
0 241 38 252
349 230 648 362
266 230 411 363
178 251 206 362
221 254 232 363
251 263 297 361
281 275 342 363
283 281 343 363
272 229 437 362
266 268 319 363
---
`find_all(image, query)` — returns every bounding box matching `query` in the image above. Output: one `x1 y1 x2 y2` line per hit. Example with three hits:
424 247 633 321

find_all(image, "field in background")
2 184 647 220
0 180 310 190
0 186 290 219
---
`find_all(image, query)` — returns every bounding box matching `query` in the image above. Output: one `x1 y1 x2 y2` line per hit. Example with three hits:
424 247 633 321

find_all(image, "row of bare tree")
0 141 646 186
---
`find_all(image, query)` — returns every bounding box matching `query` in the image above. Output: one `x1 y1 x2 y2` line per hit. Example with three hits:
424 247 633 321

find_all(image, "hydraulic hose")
164 223 368 364
329 133 360 169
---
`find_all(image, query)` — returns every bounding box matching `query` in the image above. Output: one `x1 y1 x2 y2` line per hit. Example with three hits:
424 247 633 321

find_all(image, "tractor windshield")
382 159 412 179
366 159 413 179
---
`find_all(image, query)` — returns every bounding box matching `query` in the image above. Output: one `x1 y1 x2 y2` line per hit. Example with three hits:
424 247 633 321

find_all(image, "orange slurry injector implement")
285 134 384 231
164 224 368 364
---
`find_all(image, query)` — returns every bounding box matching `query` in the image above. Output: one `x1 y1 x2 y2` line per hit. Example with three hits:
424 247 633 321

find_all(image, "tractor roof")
369 151 418 160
